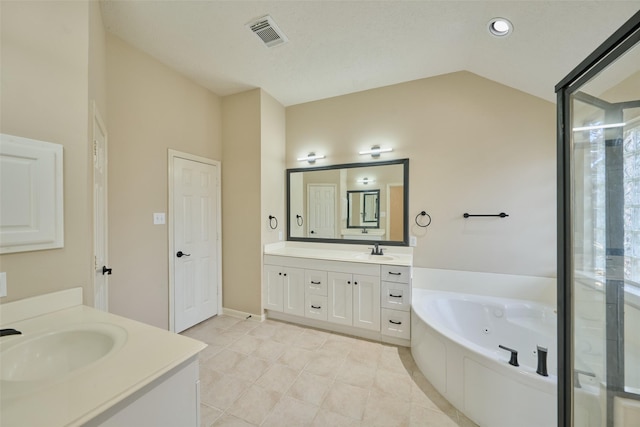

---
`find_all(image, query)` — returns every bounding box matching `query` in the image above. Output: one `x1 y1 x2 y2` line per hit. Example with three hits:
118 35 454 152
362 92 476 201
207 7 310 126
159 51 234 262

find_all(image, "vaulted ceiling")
101 1 640 106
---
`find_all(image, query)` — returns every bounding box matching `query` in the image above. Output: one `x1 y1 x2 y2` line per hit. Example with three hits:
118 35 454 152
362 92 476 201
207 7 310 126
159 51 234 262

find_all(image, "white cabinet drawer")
305 269 328 296
381 265 411 284
305 294 328 321
381 281 410 311
381 308 411 340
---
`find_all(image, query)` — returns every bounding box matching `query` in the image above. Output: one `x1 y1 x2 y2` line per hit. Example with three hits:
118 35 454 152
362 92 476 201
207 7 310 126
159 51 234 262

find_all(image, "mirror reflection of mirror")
347 190 379 228
287 159 408 245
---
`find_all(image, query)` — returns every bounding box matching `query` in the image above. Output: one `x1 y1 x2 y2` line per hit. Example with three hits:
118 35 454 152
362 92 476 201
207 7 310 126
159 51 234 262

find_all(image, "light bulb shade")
357 177 375 184
359 146 393 157
297 152 325 163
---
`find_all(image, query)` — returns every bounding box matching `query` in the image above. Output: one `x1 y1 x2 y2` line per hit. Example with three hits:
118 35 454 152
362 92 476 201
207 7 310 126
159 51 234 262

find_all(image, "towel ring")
268 215 278 230
415 211 432 228
296 214 304 227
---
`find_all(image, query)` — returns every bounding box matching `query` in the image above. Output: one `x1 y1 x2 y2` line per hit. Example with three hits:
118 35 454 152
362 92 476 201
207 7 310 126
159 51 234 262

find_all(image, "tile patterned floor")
181 315 478 427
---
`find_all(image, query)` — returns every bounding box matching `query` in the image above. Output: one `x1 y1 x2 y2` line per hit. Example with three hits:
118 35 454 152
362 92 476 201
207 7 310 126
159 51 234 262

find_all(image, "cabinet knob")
354 281 358 285
347 281 351 284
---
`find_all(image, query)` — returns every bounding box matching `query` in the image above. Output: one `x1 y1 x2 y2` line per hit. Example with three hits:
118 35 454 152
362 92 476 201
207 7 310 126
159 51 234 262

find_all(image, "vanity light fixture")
359 145 393 158
357 177 376 185
297 152 325 164
488 17 513 37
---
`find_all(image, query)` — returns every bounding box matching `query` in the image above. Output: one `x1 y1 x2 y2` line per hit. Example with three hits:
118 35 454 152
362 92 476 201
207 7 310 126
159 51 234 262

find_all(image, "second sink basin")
0 322 127 383
353 253 396 261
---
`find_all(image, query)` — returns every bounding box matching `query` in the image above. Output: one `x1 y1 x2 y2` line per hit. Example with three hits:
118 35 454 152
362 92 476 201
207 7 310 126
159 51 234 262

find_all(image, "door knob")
102 266 113 275
176 251 191 258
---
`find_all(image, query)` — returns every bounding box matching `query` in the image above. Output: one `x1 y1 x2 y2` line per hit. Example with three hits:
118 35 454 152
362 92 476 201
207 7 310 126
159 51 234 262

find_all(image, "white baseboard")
266 310 410 347
221 307 265 322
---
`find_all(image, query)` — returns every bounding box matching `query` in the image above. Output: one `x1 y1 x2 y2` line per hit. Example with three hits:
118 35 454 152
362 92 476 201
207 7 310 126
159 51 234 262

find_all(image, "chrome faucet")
370 243 384 255
361 228 368 234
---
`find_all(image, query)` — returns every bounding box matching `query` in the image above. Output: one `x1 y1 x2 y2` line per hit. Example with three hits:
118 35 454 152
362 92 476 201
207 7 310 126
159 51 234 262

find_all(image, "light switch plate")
153 213 166 225
410 236 417 247
0 272 7 297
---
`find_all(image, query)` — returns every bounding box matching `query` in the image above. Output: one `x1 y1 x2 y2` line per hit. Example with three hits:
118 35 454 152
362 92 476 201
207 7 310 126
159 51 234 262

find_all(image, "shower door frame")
556 10 640 427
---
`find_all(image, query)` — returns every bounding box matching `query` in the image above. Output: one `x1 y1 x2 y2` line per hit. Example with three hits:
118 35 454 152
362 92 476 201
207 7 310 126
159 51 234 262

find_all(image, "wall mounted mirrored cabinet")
287 158 409 246
0 134 64 254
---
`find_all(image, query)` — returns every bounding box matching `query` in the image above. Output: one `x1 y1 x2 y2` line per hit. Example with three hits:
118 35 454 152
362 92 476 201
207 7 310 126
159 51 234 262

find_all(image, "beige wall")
261 90 286 247
106 34 222 329
221 90 262 315
221 89 286 316
286 71 557 278
0 1 93 303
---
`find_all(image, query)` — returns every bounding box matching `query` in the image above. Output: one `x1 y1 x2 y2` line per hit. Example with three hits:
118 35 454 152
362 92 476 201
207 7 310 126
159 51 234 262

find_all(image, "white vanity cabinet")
327 272 380 331
263 264 305 316
264 254 392 341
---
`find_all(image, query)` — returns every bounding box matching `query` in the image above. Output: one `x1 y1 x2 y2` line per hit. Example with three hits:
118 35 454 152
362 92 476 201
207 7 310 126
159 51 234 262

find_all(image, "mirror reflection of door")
362 192 378 222
307 184 336 238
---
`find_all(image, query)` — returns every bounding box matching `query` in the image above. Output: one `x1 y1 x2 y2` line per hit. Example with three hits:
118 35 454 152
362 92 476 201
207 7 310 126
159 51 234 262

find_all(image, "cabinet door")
353 274 380 331
263 264 283 312
283 267 305 316
327 272 353 326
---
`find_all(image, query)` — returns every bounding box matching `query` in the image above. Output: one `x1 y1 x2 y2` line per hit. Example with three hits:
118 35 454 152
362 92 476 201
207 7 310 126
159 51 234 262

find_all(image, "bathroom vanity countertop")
264 242 413 266
0 289 206 427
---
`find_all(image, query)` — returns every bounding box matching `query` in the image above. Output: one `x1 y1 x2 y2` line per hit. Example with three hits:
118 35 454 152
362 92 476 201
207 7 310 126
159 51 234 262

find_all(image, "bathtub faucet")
536 346 548 377
498 344 519 367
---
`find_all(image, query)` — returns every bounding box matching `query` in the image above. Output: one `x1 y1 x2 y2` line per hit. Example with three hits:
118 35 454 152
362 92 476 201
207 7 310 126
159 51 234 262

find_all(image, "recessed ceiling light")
488 18 513 37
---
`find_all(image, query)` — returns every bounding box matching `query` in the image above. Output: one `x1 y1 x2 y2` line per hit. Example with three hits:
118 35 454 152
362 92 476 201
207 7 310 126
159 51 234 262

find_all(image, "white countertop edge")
0 291 207 427
264 242 413 266
71 351 203 426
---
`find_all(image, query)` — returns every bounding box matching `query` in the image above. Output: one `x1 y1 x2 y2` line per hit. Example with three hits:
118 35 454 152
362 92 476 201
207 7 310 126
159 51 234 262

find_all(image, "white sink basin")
0 323 127 383
353 253 396 261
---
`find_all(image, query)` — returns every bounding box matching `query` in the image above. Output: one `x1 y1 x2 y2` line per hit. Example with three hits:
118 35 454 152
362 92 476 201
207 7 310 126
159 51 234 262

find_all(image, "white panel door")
174 157 219 332
93 106 110 311
353 274 380 331
307 184 336 238
327 272 353 326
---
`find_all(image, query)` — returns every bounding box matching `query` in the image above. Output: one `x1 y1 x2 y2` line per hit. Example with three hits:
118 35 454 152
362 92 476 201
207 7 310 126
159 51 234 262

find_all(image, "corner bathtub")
411 289 558 427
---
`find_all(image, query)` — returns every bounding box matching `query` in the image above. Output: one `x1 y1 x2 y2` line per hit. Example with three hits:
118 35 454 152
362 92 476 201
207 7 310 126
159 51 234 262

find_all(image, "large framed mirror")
287 158 409 246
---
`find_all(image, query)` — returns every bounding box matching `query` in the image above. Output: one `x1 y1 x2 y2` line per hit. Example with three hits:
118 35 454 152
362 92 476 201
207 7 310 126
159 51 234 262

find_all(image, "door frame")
168 149 222 332
92 101 109 311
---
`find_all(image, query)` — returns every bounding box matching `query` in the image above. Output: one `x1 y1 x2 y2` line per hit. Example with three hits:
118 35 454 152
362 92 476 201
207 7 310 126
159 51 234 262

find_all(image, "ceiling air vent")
247 15 288 48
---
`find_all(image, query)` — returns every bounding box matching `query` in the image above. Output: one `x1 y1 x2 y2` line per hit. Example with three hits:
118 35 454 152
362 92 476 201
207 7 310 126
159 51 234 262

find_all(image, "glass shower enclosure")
557 10 640 427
